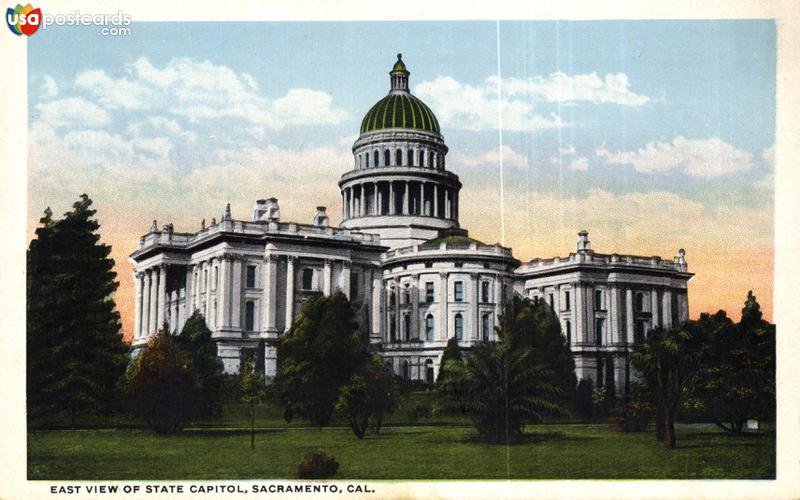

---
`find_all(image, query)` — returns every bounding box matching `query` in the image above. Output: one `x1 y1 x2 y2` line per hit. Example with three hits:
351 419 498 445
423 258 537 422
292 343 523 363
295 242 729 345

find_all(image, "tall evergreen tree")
27 195 129 426
274 292 369 427
177 311 224 419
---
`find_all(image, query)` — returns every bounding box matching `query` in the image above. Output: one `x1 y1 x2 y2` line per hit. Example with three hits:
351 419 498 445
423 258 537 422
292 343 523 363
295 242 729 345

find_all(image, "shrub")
407 403 432 422
609 402 653 433
294 451 339 479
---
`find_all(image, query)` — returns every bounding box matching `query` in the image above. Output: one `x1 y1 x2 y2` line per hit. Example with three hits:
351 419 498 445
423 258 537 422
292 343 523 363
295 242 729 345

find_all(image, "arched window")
404 285 411 304
595 318 604 345
396 149 402 165
402 360 409 380
425 314 435 341
388 290 396 307
389 314 396 342
365 153 370 168
425 359 434 384
384 149 390 167
408 149 414 166
454 313 464 340
245 301 255 331
481 281 490 303
402 314 410 340
373 150 379 167
481 313 491 341
565 320 572 344
429 151 435 168
419 150 425 167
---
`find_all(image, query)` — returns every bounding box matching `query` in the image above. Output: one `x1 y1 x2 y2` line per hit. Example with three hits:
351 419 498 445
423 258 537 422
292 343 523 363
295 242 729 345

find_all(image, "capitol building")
130 55 692 397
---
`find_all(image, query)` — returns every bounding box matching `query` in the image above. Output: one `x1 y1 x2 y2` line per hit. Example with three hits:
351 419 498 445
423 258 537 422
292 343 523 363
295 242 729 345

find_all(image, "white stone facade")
130 55 693 395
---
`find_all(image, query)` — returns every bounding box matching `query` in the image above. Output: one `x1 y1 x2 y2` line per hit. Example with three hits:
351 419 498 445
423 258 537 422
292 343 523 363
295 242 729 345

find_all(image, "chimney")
252 198 281 222
577 230 591 252
313 206 330 227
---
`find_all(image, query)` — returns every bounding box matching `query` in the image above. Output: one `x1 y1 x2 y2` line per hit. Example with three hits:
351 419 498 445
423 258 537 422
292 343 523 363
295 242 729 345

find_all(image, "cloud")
33 96 110 130
490 72 650 106
414 76 564 132
568 157 589 171
74 57 348 129
38 75 58 99
449 145 527 170
596 136 754 177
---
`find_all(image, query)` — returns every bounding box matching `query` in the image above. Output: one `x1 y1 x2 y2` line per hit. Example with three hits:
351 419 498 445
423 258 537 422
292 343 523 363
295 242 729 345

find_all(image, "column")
141 272 151 337
609 285 620 344
262 254 278 334
651 289 660 328
285 256 295 329
185 266 194 316
348 187 354 219
323 259 332 295
134 272 142 338
170 291 178 333
360 185 366 217
444 189 450 219
148 269 158 333
231 258 242 329
389 182 396 215
420 182 425 216
218 256 231 329
493 276 502 328
433 184 439 218
341 262 351 299
204 260 212 324
411 277 419 340
403 181 410 214
374 182 379 215
662 289 673 328
438 272 448 340
574 282 584 343
625 288 634 344
156 265 167 330
472 273 480 341
454 191 459 220
585 285 595 344
371 268 381 339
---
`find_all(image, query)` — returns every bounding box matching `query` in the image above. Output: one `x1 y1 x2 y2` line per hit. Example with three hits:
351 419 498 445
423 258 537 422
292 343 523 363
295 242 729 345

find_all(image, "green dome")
360 93 441 135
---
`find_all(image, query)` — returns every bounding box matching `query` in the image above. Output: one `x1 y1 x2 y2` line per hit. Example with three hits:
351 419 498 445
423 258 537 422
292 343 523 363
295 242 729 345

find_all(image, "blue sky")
26 20 776 330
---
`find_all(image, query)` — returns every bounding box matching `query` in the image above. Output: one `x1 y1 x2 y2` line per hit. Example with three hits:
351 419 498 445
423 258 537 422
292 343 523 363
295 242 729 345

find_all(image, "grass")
28 422 774 480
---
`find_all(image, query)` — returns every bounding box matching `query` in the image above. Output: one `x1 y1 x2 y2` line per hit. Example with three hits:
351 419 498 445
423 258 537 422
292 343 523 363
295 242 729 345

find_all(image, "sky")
26 20 776 340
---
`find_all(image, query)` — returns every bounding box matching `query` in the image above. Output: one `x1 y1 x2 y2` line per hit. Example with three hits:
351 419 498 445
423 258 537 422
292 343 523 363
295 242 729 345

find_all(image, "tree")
27 195 129 427
127 330 196 434
240 358 267 449
438 340 563 443
498 297 577 412
336 356 399 439
177 312 225 419
274 292 369 427
631 323 710 448
693 292 775 434
436 337 463 384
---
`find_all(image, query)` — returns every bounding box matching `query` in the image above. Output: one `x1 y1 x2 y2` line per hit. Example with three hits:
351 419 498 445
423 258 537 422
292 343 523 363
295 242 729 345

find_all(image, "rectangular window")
595 318 604 346
595 289 603 311
246 265 256 288
302 268 313 290
350 272 360 298
549 293 554 308
481 281 490 303
564 291 571 310
425 282 435 303
454 281 464 302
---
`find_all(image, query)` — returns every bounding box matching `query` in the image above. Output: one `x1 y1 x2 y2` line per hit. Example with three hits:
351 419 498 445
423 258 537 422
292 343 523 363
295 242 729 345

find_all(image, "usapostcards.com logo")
7 4 132 37
6 3 41 36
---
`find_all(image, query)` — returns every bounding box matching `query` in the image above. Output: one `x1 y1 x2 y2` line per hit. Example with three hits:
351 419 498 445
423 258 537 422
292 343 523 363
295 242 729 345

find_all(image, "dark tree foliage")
27 195 129 427
177 312 225 419
436 336 463 384
274 292 369 427
127 330 196 434
336 356 400 439
693 292 775 434
497 296 577 413
631 323 710 448
438 297 569 443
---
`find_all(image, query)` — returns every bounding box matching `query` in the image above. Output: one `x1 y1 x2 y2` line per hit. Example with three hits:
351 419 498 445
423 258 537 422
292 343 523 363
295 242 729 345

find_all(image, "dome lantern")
390 53 409 92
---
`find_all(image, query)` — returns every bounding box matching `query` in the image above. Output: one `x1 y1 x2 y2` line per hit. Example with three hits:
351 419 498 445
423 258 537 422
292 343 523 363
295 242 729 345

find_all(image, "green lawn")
28 423 774 480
